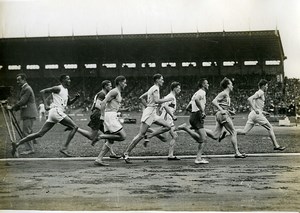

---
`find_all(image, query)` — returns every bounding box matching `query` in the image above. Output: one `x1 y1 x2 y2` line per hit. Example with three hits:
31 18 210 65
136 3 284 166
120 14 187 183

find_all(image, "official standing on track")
9 73 38 155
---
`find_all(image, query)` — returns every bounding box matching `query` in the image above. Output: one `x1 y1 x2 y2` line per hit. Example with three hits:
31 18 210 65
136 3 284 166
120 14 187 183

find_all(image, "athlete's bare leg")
236 123 254 135
59 116 78 156
76 128 98 141
124 123 149 155
168 127 178 158
194 128 208 164
261 122 285 150
223 119 246 158
178 123 201 141
178 123 208 163
12 122 55 157
99 129 126 141
94 140 114 166
147 118 171 139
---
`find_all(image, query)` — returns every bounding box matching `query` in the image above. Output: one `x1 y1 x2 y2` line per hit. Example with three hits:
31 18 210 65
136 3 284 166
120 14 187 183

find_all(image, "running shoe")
143 135 150 147
274 146 286 151
123 153 132 164
94 160 109 166
60 149 73 157
109 154 122 159
234 153 247 158
194 159 209 164
167 156 181 161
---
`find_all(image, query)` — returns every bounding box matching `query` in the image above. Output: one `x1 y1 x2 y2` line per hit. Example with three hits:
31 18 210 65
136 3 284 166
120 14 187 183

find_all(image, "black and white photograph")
0 0 299 212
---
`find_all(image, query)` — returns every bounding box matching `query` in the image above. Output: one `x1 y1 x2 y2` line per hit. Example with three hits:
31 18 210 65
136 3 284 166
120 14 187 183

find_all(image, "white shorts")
104 111 123 134
46 107 67 123
141 107 160 126
247 110 269 125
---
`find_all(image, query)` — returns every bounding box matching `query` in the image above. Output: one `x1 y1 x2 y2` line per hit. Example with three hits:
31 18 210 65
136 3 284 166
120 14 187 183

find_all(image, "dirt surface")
0 156 300 211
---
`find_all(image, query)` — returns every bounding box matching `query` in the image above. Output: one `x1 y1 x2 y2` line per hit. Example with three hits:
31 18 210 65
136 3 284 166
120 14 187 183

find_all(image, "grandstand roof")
0 30 285 65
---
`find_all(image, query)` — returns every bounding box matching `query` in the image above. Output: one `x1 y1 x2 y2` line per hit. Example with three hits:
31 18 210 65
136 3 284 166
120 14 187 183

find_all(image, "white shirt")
160 92 176 118
252 89 265 111
51 85 68 111
191 89 206 112
147 85 160 107
105 88 122 112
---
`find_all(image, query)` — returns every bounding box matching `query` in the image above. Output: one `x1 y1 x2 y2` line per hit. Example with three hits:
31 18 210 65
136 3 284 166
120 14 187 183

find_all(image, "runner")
236 79 286 151
74 80 120 158
11 75 80 157
123 73 174 164
207 77 246 158
146 81 181 160
178 79 209 164
94 76 127 166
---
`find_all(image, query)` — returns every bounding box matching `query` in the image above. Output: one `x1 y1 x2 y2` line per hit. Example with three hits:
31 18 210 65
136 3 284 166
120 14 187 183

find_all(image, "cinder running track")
0 154 300 211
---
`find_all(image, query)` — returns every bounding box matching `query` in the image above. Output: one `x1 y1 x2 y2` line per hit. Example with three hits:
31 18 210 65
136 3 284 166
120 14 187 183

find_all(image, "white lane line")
1 153 300 162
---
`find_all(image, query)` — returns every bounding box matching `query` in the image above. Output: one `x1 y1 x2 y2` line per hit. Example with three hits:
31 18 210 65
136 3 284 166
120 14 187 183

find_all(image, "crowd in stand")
2 75 300 116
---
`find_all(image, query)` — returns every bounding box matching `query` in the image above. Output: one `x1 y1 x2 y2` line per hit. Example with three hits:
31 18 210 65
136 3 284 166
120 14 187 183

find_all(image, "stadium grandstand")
0 30 299 116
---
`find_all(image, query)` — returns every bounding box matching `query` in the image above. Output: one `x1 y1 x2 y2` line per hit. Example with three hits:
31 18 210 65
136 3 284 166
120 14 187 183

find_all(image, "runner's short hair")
258 79 268 88
220 77 231 89
115 75 126 86
153 73 162 82
197 78 207 89
170 81 181 91
59 74 69 83
102 80 111 89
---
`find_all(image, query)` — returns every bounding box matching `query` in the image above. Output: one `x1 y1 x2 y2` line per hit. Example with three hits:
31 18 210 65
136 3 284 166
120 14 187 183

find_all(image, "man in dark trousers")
9 73 38 155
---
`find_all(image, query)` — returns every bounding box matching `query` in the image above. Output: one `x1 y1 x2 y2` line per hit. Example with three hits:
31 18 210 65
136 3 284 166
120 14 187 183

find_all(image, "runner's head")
115 75 127 90
220 77 233 91
170 81 181 95
258 79 268 92
102 80 112 92
153 73 164 87
197 78 209 90
59 75 71 87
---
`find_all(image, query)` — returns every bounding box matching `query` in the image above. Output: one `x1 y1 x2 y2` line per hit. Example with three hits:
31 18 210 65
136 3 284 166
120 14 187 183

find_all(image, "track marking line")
1 153 300 162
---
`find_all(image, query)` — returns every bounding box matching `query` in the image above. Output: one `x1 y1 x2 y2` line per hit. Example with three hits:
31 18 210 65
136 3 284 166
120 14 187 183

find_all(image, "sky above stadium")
0 0 300 78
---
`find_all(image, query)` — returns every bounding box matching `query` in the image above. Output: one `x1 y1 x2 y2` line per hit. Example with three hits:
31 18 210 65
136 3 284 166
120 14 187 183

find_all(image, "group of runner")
11 73 286 165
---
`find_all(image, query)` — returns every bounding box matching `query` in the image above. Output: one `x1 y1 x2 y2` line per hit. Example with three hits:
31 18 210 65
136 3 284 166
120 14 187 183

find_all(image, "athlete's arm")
139 91 148 99
262 111 270 117
153 90 174 104
94 92 105 109
40 86 61 110
162 104 177 120
195 93 205 112
68 92 80 105
185 101 192 112
195 94 206 118
139 91 148 107
100 90 117 119
212 92 226 113
228 108 236 115
247 93 260 114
